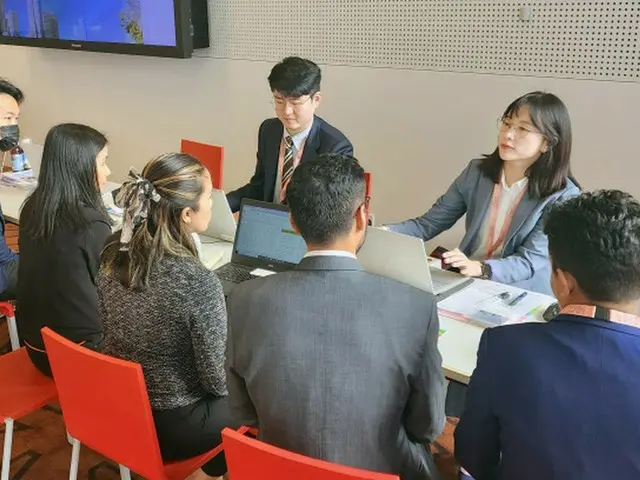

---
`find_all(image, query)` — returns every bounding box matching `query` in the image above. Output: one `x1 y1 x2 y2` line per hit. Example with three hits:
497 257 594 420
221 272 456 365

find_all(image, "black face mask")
0 125 19 152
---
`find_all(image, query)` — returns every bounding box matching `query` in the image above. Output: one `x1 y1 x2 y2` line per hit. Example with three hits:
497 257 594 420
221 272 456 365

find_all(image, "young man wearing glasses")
226 57 353 212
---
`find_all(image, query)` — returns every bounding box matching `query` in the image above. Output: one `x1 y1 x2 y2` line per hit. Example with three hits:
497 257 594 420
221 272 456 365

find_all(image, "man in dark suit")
0 78 22 300
455 190 640 480
226 57 353 212
226 154 445 480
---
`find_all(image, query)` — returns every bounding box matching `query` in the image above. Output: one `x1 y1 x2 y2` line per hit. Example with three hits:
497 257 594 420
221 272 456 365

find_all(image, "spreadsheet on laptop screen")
235 204 306 265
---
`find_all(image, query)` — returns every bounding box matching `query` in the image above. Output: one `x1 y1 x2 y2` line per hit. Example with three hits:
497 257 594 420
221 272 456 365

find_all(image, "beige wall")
1 45 639 247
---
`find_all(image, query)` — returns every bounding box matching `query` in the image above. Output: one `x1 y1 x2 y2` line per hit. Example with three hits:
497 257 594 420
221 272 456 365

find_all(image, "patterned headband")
114 169 161 251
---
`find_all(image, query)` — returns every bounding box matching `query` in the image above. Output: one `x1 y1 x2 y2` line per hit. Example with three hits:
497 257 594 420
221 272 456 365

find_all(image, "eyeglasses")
271 94 315 111
497 118 542 139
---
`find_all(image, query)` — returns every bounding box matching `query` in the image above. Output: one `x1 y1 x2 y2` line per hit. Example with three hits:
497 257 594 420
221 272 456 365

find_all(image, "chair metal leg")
68 439 81 480
1 418 14 480
6 315 18 351
119 465 131 480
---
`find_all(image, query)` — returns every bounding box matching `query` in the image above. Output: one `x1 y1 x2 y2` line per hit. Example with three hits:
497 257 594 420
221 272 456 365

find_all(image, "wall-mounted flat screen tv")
0 0 209 58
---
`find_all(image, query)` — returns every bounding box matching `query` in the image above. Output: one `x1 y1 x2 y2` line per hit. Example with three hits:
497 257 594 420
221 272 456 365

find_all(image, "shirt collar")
501 171 528 191
304 249 357 260
284 119 314 150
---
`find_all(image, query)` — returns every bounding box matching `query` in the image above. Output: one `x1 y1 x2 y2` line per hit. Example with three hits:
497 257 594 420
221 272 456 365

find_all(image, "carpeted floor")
0 223 459 479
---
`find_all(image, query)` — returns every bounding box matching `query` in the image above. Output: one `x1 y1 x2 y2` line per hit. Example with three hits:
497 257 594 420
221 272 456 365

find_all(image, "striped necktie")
281 135 294 197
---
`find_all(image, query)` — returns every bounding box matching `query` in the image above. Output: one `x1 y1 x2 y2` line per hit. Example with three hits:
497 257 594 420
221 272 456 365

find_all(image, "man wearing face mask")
0 79 23 299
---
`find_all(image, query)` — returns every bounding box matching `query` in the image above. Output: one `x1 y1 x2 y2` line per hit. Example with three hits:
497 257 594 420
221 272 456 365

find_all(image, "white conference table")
0 183 29 223
0 181 503 385
196 237 487 384
0 181 122 223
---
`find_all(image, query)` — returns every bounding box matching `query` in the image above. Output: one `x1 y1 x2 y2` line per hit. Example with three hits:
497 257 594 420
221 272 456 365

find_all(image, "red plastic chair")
0 302 19 351
41 327 224 480
364 172 373 225
221 427 400 480
181 139 224 189
0 348 57 480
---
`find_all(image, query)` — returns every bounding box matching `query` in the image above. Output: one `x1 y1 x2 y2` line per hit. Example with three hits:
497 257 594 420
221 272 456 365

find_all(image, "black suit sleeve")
404 300 446 443
226 122 268 213
332 136 353 157
454 329 501 479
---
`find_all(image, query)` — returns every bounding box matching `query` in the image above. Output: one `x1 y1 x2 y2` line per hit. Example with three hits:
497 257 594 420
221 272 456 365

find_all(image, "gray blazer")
388 159 580 295
226 255 446 480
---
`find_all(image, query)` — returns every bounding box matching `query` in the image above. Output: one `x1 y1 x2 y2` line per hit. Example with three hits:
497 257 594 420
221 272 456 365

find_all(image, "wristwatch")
480 262 492 280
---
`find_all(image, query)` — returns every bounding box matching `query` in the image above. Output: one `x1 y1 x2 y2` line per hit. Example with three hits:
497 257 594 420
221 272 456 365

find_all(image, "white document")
438 279 554 328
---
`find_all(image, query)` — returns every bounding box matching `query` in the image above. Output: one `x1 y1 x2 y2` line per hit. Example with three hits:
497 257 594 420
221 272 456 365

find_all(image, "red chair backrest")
364 171 372 219
0 301 14 318
364 172 372 200
180 139 224 189
221 427 399 480
41 327 166 480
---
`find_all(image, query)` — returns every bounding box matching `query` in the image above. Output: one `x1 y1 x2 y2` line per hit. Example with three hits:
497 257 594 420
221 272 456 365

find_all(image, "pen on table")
508 291 528 306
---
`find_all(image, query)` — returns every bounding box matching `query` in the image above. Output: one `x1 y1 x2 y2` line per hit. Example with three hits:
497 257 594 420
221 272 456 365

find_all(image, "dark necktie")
281 136 294 203
282 135 294 188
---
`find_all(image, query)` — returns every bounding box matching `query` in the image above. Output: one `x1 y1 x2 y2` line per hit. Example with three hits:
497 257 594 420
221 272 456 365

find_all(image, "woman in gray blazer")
388 92 579 295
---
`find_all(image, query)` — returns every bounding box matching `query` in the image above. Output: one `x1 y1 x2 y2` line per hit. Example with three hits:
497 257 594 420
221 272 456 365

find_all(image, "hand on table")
442 248 483 277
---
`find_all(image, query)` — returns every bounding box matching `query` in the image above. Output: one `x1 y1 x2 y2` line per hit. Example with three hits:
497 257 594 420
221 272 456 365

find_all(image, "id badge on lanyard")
561 305 640 328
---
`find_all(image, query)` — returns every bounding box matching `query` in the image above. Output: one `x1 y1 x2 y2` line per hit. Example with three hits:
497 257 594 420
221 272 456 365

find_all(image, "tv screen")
0 0 204 58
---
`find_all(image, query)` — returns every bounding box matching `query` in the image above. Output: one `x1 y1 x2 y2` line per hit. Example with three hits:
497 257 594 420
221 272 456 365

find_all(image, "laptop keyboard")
431 268 468 292
431 277 452 291
215 264 254 284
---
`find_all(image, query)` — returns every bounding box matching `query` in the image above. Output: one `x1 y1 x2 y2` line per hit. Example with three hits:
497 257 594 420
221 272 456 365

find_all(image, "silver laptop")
357 226 473 298
203 189 236 242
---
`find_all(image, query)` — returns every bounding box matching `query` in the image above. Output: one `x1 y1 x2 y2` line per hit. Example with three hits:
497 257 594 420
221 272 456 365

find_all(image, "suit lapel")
503 191 539 250
300 116 321 164
462 173 494 251
266 117 320 199
264 121 284 201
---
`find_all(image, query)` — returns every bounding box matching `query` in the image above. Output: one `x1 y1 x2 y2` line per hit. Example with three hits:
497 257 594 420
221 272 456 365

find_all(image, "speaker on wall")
191 0 210 50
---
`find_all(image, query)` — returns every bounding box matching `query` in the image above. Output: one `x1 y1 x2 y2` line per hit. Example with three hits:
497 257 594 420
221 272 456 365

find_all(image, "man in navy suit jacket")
227 57 353 212
455 189 640 480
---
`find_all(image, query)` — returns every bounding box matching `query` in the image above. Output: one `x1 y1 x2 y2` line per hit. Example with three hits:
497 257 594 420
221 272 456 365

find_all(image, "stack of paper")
0 169 36 189
438 279 554 328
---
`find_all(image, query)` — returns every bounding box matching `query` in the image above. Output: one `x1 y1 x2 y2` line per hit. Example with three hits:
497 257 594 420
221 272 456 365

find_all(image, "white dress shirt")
304 250 357 259
470 173 528 260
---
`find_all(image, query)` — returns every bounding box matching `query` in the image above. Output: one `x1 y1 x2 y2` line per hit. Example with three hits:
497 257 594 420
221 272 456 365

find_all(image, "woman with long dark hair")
18 123 112 376
99 153 232 480
386 92 580 295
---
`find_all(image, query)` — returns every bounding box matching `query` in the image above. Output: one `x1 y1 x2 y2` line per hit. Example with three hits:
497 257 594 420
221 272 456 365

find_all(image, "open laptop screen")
234 200 307 267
